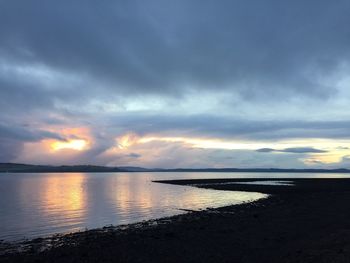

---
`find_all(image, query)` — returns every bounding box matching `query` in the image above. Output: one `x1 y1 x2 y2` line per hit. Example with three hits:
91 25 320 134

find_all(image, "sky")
1 0 350 169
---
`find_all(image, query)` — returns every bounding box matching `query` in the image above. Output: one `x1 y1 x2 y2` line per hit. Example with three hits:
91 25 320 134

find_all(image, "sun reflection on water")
2 172 269 241
41 173 87 218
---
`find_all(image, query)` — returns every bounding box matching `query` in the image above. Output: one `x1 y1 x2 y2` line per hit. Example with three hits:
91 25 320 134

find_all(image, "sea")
0 172 349 241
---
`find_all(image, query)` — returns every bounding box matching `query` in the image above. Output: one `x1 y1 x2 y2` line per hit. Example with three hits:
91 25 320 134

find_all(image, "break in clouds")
1 0 350 168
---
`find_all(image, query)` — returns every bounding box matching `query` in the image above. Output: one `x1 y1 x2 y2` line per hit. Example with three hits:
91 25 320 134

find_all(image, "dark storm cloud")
1 0 350 101
256 147 327 153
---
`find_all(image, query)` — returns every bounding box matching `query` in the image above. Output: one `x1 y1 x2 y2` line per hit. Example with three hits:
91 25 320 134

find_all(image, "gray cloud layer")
1 0 350 100
1 1 350 166
105 114 350 140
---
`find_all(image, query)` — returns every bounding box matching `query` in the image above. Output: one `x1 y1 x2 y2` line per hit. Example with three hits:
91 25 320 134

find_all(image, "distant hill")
118 166 152 172
0 163 350 173
0 163 123 173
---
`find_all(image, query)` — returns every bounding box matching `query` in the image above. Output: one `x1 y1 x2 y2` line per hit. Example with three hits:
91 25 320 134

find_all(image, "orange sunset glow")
51 139 88 151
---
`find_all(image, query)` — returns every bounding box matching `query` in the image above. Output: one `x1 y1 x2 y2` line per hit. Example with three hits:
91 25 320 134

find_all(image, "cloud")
104 114 350 141
1 1 350 167
0 123 65 142
337 146 350 150
94 140 308 169
256 147 327 154
256 148 275 153
0 123 70 164
281 148 327 154
1 0 350 103
126 153 141 159
0 138 23 162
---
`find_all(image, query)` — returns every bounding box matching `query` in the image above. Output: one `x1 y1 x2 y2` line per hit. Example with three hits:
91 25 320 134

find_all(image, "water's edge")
0 183 269 255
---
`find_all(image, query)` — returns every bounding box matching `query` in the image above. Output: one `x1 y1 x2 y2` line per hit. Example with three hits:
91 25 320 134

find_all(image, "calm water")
0 172 349 241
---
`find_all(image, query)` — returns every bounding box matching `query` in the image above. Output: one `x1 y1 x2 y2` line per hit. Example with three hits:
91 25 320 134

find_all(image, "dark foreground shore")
1 178 350 263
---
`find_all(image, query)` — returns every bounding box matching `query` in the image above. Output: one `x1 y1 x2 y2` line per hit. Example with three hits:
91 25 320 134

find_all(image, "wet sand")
1 178 350 263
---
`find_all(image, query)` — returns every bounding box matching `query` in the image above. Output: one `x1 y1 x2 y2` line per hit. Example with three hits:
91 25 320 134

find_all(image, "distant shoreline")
1 162 350 173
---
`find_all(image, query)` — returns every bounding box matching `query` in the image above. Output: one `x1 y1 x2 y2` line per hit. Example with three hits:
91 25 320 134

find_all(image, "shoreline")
0 190 269 255
2 178 350 262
